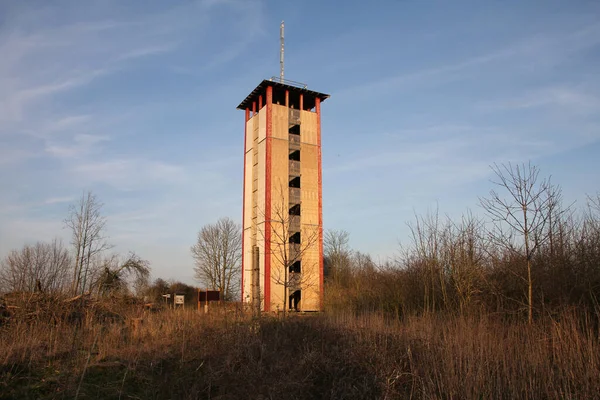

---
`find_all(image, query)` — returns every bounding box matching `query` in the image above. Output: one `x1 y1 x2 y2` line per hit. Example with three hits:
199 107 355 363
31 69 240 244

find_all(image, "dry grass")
326 310 600 399
1 300 599 399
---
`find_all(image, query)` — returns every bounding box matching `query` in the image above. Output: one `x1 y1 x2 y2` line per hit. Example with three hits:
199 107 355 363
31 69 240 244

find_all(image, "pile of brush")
0 292 135 327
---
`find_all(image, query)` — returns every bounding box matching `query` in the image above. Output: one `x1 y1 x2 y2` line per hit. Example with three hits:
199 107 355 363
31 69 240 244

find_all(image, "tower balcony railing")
269 77 308 89
289 214 300 233
289 187 301 205
289 134 301 150
289 160 300 176
289 109 301 125
289 243 301 262
288 271 302 294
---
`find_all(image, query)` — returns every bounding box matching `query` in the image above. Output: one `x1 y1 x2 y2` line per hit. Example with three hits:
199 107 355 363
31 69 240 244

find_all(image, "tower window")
289 150 300 161
289 232 301 244
289 204 301 216
289 125 300 135
289 176 300 188
290 261 301 273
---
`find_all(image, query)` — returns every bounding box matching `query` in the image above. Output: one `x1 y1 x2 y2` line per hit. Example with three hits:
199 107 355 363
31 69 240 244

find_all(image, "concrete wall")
242 116 254 303
298 108 321 311
242 112 266 308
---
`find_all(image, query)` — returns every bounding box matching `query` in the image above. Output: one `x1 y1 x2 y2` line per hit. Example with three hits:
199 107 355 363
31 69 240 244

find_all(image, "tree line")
0 192 149 298
324 163 600 322
2 162 598 322
0 191 243 303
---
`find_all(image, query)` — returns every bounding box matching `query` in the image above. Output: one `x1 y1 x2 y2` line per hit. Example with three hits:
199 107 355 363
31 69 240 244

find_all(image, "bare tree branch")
64 191 112 295
0 239 72 294
479 162 558 324
191 217 241 301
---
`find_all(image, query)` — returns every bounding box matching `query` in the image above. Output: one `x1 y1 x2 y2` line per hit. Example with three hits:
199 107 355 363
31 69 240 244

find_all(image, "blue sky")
1 0 599 283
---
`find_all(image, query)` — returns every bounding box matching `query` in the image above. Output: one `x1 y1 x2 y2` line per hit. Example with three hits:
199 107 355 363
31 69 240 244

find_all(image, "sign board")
174 295 185 305
198 289 221 313
198 290 221 303
162 294 171 299
206 290 220 302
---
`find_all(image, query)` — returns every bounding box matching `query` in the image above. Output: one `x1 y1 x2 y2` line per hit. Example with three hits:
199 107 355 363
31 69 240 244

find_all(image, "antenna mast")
280 21 284 83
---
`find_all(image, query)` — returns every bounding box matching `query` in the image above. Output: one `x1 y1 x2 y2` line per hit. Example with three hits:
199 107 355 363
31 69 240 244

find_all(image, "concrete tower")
238 80 329 312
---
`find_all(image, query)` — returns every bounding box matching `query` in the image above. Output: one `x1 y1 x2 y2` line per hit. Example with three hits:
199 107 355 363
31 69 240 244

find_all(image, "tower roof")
237 78 329 110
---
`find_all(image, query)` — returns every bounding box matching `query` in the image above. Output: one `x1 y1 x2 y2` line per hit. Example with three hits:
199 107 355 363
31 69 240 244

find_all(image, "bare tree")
587 193 600 224
479 162 556 324
132 270 151 298
145 278 170 303
95 252 150 297
64 191 112 295
442 212 486 314
324 229 351 285
191 217 241 301
406 208 447 313
265 195 320 315
0 239 72 294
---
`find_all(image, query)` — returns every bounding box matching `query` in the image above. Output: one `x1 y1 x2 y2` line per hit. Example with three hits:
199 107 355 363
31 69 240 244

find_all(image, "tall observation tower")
237 22 329 312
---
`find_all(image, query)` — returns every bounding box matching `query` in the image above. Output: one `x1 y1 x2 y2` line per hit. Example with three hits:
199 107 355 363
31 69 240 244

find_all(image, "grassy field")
1 297 599 400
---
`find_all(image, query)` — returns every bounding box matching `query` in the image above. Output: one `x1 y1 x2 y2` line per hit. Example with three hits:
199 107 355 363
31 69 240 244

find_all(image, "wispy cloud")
44 115 92 133
71 159 188 190
45 133 110 159
324 121 568 196
327 125 493 174
0 146 36 165
337 22 600 97
44 196 75 205
115 44 176 62
481 87 600 114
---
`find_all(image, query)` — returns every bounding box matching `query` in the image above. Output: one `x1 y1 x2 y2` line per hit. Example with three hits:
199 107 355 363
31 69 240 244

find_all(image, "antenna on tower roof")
279 20 284 83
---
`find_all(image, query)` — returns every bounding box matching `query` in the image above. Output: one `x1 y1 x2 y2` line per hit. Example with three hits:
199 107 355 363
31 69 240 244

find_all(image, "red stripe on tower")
241 107 250 301
316 97 324 310
264 86 273 312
